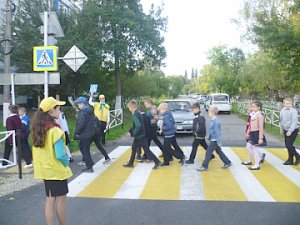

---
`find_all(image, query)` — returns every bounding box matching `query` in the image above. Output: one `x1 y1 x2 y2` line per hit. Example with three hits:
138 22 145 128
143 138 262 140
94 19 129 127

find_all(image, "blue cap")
74 96 87 104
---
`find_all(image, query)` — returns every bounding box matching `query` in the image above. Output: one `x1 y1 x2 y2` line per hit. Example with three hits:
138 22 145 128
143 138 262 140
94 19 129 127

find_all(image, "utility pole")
2 0 13 126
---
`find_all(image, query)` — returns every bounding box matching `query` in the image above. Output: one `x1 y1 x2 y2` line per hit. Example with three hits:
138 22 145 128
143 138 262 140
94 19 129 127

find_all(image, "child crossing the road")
197 107 231 171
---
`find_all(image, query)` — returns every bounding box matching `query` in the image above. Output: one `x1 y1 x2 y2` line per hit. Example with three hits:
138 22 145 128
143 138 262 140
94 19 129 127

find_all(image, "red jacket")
6 114 22 144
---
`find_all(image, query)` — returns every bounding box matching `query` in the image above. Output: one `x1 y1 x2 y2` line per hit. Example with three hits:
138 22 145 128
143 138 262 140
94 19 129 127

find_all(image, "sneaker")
283 160 294 165
185 160 194 164
222 163 232 169
23 163 33 169
153 162 161 170
82 168 94 173
249 165 260 170
260 153 266 164
103 158 112 164
241 161 252 165
123 163 134 168
77 161 86 166
197 167 208 172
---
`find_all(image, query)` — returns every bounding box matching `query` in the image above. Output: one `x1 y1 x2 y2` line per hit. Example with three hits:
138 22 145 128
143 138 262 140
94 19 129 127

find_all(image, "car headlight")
157 120 162 126
182 120 193 124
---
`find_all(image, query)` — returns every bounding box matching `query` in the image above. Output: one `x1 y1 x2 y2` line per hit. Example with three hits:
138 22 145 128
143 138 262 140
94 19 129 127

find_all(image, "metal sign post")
44 11 49 98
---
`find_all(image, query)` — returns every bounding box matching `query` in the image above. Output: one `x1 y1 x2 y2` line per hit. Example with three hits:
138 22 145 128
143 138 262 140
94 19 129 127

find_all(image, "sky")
141 0 249 77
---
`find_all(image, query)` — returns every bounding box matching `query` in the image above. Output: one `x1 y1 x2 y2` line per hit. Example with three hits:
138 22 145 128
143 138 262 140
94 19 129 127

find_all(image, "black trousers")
90 130 110 160
2 140 13 166
21 138 32 165
100 121 107 144
129 137 159 165
163 136 184 164
79 138 94 170
137 131 164 159
189 138 208 162
284 129 299 161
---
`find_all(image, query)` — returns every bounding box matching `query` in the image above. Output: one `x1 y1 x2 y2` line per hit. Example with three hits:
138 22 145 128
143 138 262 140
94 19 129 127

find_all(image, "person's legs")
79 139 94 169
2 140 13 166
170 136 184 159
92 132 110 160
55 195 67 225
101 122 107 145
65 145 72 159
140 138 159 164
45 195 55 225
252 145 261 167
189 139 200 162
245 142 253 162
128 139 139 165
215 146 231 165
152 134 164 151
162 137 172 164
201 142 217 169
285 129 299 162
21 139 32 165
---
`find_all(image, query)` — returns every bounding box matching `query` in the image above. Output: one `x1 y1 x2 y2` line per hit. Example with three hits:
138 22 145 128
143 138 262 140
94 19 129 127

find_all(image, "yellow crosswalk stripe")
232 147 300 202
197 150 247 201
140 159 181 200
267 148 300 172
78 148 134 198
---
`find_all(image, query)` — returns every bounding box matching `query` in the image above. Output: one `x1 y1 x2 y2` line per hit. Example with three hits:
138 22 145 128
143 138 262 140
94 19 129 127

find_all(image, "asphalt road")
0 108 298 225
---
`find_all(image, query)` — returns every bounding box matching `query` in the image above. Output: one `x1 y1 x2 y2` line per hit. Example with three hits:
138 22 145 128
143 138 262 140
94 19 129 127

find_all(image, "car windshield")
167 101 191 111
214 95 229 101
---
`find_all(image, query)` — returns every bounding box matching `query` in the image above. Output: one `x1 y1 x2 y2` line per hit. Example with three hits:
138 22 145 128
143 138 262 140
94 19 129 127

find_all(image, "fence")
109 108 123 129
238 102 300 134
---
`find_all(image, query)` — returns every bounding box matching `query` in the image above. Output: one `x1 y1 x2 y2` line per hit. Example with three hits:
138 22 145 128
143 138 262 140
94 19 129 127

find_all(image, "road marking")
198 148 247 201
140 148 182 200
232 147 300 202
180 146 205 200
68 146 130 197
225 147 275 202
114 147 161 199
267 148 300 172
261 148 300 187
75 146 133 198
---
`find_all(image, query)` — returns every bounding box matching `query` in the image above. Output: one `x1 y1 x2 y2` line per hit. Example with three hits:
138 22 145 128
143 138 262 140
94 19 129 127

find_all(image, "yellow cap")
99 94 105 99
39 97 66 112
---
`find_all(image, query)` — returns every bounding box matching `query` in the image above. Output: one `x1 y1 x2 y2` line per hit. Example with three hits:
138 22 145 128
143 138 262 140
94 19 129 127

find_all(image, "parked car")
204 93 231 114
158 99 194 134
198 95 207 104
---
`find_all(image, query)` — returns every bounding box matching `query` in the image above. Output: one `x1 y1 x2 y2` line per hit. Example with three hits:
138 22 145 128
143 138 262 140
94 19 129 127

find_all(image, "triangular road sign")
38 50 53 65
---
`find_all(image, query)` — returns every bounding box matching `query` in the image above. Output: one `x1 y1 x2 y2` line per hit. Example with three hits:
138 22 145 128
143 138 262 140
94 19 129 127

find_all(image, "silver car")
158 99 194 134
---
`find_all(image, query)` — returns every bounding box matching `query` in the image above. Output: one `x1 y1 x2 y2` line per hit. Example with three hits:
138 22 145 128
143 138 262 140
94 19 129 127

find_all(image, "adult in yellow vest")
89 94 110 145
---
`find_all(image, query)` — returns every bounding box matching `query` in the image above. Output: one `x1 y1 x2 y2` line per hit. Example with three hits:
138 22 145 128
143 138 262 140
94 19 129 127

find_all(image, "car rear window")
167 101 191 110
213 95 229 102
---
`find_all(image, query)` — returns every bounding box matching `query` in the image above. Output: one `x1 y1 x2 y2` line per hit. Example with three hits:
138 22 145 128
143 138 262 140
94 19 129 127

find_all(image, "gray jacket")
279 107 299 133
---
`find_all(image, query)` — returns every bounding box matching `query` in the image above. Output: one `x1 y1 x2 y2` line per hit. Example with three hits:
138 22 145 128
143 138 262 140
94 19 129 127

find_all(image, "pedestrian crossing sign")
33 46 58 71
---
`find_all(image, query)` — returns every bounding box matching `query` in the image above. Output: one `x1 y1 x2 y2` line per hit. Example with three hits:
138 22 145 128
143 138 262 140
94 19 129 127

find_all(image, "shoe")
241 161 252 165
210 154 216 160
260 153 266 164
295 158 300 166
283 160 294 165
123 163 134 168
153 162 161 169
77 161 86 166
69 157 74 163
249 166 260 170
185 160 194 164
197 167 208 172
103 158 112 164
180 155 186 165
160 162 169 167
23 163 33 169
222 163 232 169
82 168 94 173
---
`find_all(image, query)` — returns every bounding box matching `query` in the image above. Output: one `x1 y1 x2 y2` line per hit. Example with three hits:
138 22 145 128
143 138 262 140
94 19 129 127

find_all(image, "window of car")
166 101 191 111
213 95 229 102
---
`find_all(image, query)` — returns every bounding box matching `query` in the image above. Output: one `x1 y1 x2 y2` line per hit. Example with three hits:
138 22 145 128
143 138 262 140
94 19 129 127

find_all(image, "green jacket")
130 109 145 139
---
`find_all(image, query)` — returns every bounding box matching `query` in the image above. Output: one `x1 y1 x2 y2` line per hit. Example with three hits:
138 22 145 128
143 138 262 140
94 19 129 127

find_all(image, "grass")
232 104 300 147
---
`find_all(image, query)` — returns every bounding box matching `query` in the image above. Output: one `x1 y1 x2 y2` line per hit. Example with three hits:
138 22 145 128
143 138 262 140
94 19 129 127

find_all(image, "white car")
205 93 231 114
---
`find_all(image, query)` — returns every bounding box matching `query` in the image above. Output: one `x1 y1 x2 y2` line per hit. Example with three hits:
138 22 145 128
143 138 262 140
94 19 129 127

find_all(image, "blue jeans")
202 141 231 168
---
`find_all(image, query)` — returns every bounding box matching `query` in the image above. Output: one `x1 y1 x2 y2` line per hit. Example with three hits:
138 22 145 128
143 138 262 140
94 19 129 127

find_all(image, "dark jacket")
141 112 151 137
193 112 206 139
6 114 22 144
162 110 176 137
129 109 145 139
74 105 96 140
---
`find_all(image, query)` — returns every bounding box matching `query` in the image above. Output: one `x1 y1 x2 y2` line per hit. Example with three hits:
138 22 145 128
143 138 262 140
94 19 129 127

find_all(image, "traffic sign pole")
44 11 49 98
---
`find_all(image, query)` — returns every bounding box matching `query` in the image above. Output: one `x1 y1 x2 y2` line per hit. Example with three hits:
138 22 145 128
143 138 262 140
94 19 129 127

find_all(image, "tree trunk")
114 52 122 109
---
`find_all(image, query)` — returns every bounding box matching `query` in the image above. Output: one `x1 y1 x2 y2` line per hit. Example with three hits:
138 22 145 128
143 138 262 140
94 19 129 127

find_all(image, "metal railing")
0 130 17 168
109 108 123 129
238 102 300 134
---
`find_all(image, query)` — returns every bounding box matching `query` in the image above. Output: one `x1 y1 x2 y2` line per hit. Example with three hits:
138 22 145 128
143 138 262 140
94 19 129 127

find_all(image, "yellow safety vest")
32 126 73 180
94 102 110 122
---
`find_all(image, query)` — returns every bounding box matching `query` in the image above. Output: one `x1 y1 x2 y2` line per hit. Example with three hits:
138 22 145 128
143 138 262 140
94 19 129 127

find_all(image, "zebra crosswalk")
68 146 300 202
